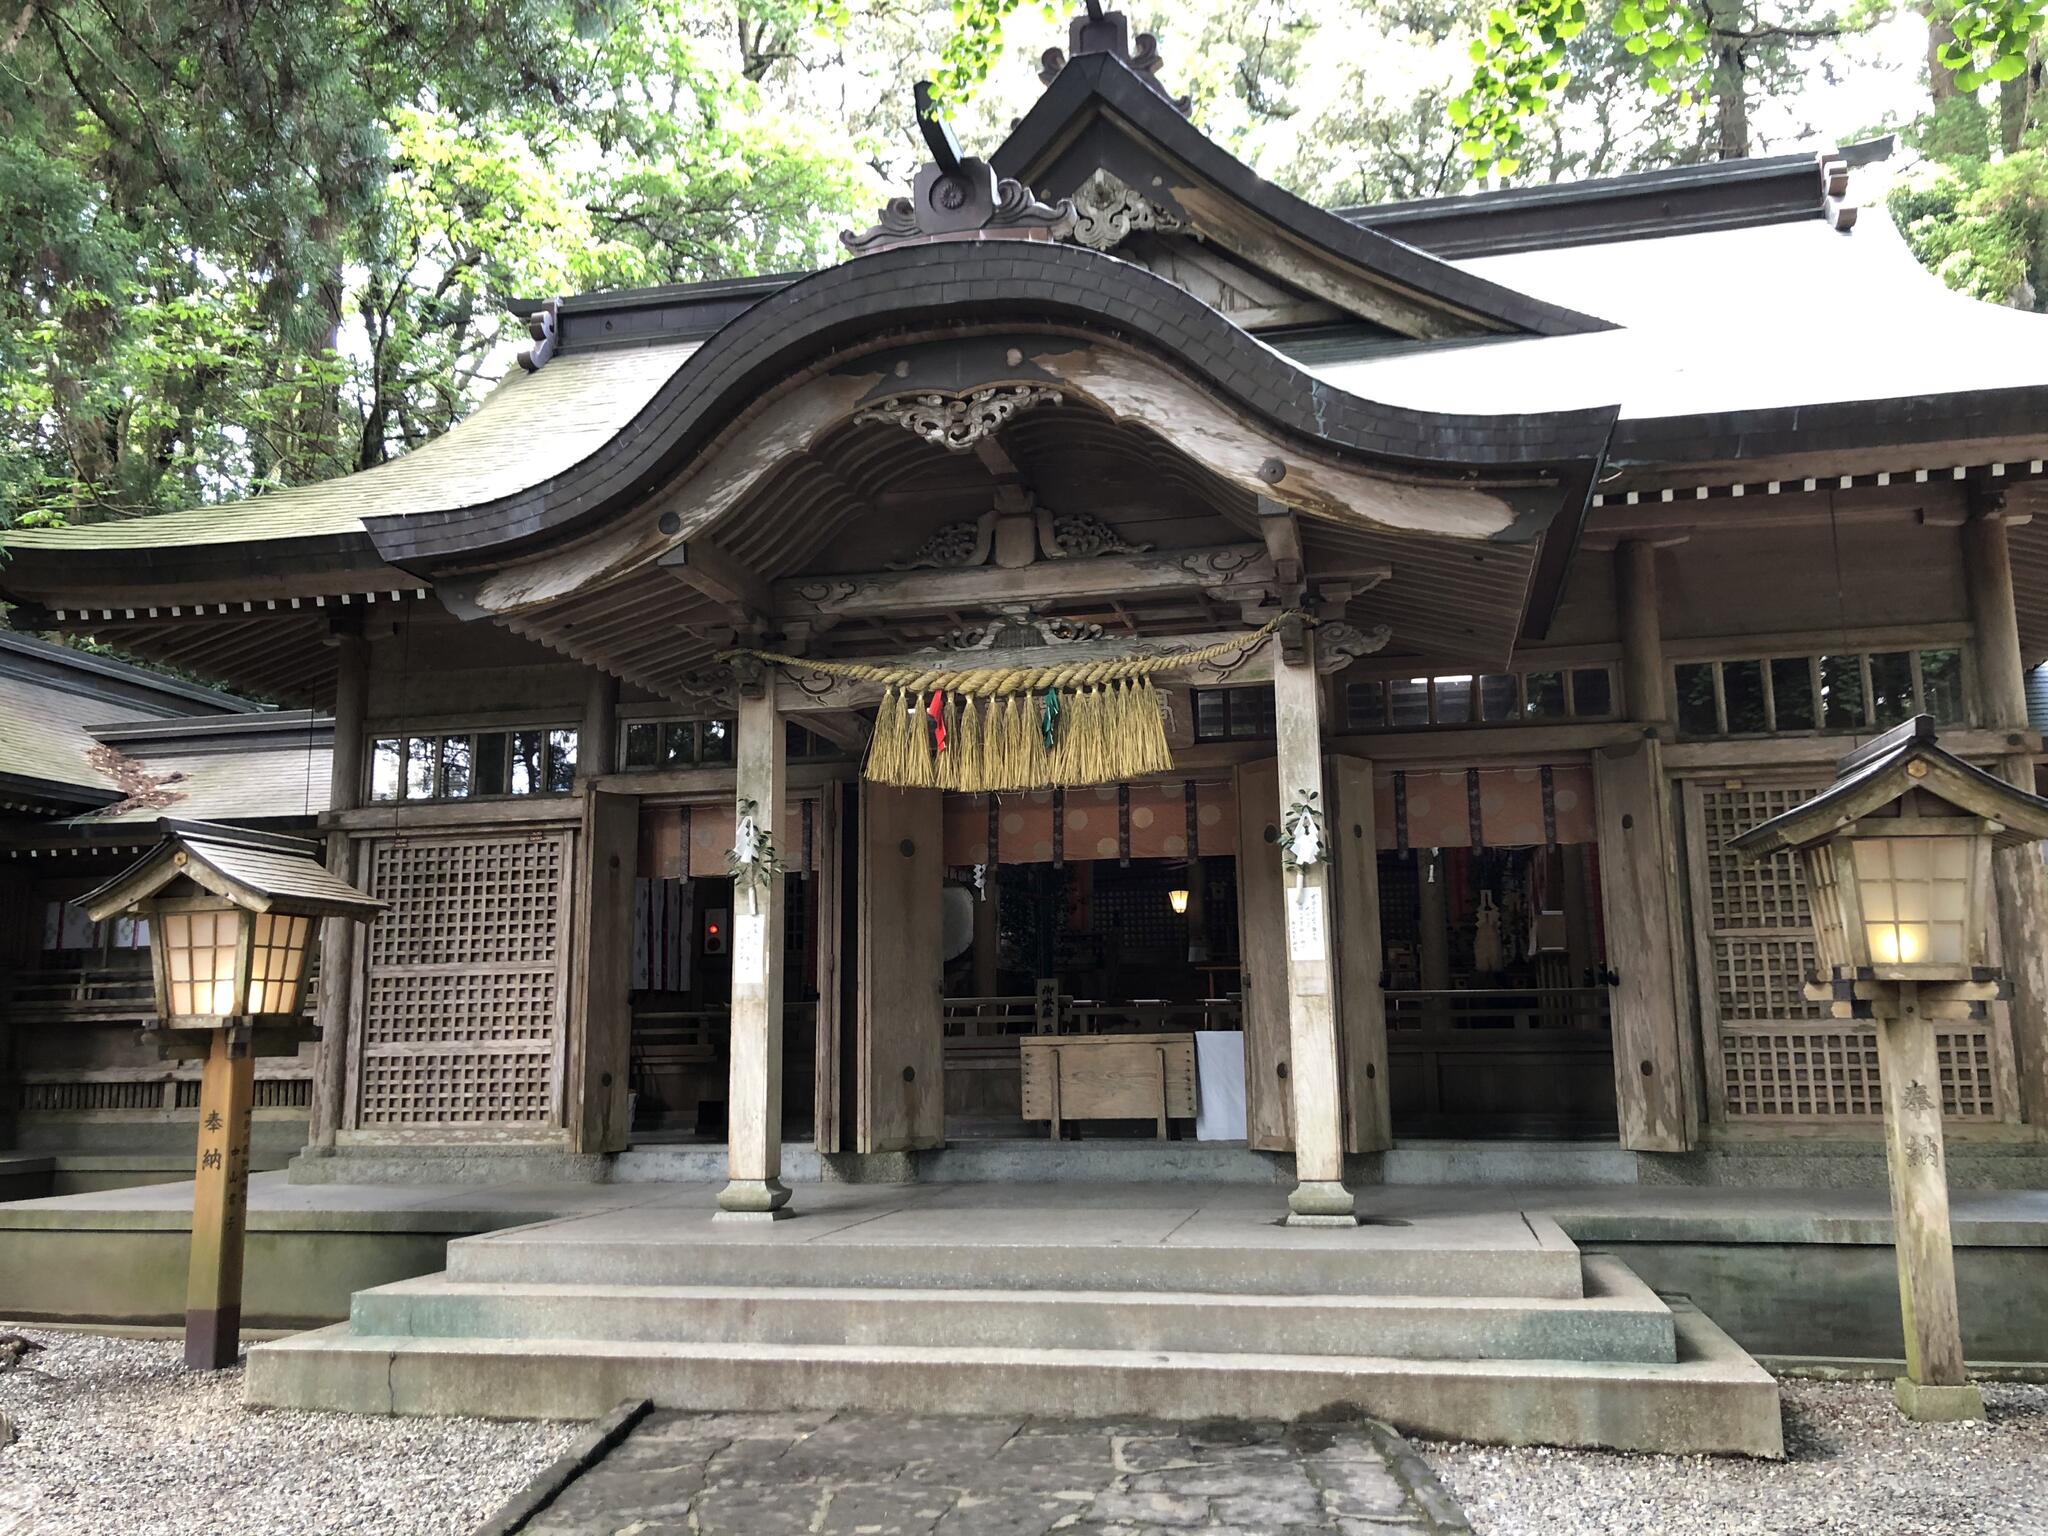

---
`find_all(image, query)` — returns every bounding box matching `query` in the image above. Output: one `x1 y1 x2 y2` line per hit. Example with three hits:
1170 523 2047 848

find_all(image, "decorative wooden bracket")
731 654 770 701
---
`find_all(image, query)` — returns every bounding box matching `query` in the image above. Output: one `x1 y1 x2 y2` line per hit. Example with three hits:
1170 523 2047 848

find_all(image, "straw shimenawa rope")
723 613 1300 793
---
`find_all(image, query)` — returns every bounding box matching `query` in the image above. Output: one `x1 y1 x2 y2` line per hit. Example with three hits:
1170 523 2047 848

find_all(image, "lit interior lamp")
1168 886 1190 915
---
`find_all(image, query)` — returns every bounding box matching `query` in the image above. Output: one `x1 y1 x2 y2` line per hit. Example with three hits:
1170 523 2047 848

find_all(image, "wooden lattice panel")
1935 1030 2000 1119
1700 786 1813 929
1715 935 1828 1022
354 833 568 1129
1690 781 2009 1124
1721 1026 2002 1119
1720 1026 1880 1117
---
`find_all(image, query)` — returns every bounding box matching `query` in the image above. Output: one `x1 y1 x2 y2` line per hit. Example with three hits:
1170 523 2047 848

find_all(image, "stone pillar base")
1285 1179 1359 1228
714 1178 793 1221
1894 1378 1984 1422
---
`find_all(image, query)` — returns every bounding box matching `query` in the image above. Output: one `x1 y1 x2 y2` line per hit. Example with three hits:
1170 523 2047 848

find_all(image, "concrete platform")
440 1182 1585 1299
249 1301 1777 1455
9 1175 2048 1364
239 1183 1783 1456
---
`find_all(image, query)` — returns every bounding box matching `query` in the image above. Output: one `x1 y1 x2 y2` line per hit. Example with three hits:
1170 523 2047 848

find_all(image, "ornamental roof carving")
840 82 1075 257
1040 2 1189 114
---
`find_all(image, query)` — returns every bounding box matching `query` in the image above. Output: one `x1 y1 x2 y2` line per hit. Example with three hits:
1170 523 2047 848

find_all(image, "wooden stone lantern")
1731 716 2048 1421
83 819 385 1368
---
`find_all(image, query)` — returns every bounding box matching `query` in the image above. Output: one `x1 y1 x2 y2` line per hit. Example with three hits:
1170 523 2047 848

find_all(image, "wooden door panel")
1234 758 1292 1150
1327 755 1391 1153
857 784 945 1152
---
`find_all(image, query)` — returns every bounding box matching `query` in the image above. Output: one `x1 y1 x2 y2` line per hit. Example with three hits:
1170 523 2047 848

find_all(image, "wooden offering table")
1020 1032 1197 1139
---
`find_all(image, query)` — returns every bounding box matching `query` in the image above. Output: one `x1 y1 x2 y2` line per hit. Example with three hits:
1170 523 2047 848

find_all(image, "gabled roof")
992 52 1613 339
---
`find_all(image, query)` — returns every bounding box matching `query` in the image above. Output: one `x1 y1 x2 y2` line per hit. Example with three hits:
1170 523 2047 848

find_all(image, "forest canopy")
0 0 2037 532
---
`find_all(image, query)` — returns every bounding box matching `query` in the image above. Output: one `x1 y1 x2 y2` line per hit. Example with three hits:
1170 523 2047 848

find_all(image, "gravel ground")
0 1324 578 1536
1427 1378 2048 1536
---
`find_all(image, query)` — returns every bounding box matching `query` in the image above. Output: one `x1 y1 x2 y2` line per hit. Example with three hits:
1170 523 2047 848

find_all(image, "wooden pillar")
569 787 637 1155
1328 756 1391 1153
1417 847 1449 1030
972 880 999 997
1593 740 1692 1151
186 1027 255 1369
1876 989 1984 1420
308 631 367 1152
856 785 945 1152
1963 514 2048 1124
718 677 791 1219
581 668 620 779
1234 758 1292 1151
1616 539 1667 725
1273 632 1355 1224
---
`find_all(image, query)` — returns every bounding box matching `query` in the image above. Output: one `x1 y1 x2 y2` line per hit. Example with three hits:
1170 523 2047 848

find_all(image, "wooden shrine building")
8 19 2048 1218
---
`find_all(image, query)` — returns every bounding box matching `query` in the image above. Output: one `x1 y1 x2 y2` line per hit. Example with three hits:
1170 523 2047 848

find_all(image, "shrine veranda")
6 18 2048 1441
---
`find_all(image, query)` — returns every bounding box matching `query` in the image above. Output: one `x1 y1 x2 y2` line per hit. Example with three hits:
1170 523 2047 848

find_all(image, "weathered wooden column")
1875 984 1983 1420
187 1026 256 1368
307 627 367 1153
581 668 620 779
718 663 791 1219
1616 539 1667 726
1963 512 2048 1124
1273 624 1356 1225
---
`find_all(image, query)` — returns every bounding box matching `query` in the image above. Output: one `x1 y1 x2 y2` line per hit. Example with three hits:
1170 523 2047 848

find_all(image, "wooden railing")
6 967 320 1022
942 988 1243 1038
5 968 157 1021
1383 985 1616 1134
1384 986 1612 1034
17 1063 314 1116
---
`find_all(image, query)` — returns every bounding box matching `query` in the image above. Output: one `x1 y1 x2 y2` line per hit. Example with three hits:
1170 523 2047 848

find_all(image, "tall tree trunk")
1923 0 1960 104
1712 37 1750 159
1999 55 2037 151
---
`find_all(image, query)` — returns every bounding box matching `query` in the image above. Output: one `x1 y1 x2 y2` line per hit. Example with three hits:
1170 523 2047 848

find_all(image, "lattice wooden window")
1691 782 2011 1124
354 833 568 1130
1719 1026 2002 1119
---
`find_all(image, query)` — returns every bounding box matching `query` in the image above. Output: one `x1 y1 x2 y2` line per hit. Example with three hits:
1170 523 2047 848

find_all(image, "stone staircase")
244 1185 1783 1456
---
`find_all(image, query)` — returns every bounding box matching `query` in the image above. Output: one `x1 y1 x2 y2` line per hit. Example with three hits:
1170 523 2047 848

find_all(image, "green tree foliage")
0 0 864 528
1892 96 2048 311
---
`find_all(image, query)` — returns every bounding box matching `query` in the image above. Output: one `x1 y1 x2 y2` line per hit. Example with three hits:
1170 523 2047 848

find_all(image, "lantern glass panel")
163 907 242 1016
1852 836 1970 966
246 912 312 1015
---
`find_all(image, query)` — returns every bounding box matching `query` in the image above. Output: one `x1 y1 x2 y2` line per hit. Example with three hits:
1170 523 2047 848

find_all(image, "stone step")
348 1257 1674 1363
244 1295 1780 1457
444 1215 1585 1300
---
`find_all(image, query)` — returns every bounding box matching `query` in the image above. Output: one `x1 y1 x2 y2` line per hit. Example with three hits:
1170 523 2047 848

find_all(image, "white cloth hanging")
1194 1031 1249 1142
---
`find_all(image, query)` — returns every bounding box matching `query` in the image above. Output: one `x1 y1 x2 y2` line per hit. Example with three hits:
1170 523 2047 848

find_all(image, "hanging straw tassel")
1131 681 1173 776
996 691 1040 791
900 691 936 789
935 693 966 791
864 686 910 787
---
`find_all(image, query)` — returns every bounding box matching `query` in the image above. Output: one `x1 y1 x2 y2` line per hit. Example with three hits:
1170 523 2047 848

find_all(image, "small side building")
0 634 331 1194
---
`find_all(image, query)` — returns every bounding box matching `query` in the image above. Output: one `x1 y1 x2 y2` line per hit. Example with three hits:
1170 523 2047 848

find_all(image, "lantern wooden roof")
83 818 387 923
1728 716 2048 858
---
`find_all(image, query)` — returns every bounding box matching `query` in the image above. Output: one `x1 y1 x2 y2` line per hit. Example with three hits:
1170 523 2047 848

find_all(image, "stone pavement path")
509 1409 1471 1536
